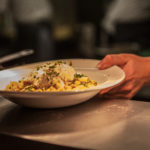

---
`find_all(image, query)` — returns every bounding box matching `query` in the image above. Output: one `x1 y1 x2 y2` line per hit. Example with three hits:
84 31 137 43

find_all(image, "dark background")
0 0 150 100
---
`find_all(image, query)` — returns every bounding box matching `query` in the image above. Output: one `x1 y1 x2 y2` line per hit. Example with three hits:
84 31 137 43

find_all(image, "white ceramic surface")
0 59 125 108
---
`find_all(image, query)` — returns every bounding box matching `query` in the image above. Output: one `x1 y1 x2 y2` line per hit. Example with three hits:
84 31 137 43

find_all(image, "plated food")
5 61 97 92
0 59 125 108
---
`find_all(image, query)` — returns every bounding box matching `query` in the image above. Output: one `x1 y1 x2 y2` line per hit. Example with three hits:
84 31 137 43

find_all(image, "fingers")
126 82 143 99
99 78 127 95
97 54 127 69
99 83 123 95
99 79 143 99
101 86 141 99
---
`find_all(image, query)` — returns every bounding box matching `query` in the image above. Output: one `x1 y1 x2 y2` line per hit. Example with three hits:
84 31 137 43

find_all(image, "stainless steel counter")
0 96 150 150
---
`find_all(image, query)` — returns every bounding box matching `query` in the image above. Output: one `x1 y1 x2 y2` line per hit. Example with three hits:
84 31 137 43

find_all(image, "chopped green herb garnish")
36 66 40 71
49 65 55 69
57 60 63 64
46 71 55 76
74 73 84 78
25 86 33 91
82 83 88 87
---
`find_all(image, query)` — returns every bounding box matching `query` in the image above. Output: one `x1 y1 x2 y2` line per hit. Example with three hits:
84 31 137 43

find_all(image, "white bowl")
0 59 125 108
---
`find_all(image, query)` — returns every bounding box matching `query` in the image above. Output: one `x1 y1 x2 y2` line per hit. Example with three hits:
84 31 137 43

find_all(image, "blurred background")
1 0 150 99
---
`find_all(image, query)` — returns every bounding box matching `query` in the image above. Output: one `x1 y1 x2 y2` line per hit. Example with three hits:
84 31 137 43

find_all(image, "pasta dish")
5 61 97 92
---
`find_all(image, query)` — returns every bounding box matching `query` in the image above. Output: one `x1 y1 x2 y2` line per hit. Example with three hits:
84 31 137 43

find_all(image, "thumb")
97 54 127 69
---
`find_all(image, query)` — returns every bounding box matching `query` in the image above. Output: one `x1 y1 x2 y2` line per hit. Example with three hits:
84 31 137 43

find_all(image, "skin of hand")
97 53 150 99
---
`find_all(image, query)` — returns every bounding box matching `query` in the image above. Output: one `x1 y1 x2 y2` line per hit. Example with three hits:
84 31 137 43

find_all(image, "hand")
97 54 150 99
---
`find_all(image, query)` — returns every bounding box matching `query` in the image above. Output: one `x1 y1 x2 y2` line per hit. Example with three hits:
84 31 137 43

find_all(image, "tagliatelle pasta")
5 61 97 92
